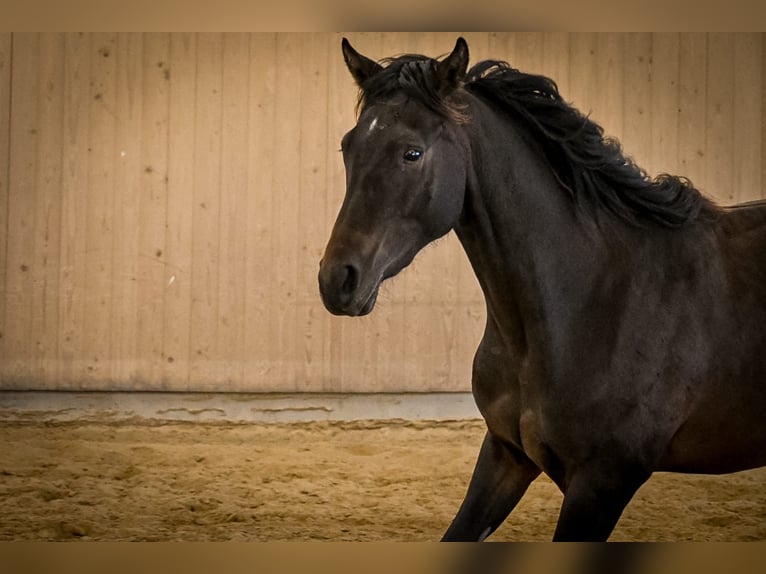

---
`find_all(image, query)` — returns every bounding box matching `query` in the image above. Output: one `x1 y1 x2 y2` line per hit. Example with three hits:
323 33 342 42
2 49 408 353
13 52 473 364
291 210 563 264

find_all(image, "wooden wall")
0 33 763 392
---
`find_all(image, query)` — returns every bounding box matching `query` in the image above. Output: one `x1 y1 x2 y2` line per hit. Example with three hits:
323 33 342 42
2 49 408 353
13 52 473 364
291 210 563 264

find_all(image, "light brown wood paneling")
5 33 41 383
243 32 278 388
650 33 680 177
733 34 762 203
0 34 12 379
0 33 764 392
58 33 91 386
622 33 654 180
188 32 224 389
110 33 143 386
83 33 118 385
678 33 708 192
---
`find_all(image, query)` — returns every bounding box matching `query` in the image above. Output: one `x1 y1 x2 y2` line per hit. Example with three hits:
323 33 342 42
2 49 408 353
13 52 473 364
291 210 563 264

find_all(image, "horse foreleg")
441 431 540 541
552 468 650 541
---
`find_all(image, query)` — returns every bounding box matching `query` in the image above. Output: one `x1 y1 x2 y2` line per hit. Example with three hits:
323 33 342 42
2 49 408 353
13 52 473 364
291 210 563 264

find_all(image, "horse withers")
318 36 766 541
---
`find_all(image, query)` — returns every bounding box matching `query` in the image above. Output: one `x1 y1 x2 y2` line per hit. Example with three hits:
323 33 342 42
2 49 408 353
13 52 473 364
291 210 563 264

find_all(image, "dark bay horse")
318 37 766 541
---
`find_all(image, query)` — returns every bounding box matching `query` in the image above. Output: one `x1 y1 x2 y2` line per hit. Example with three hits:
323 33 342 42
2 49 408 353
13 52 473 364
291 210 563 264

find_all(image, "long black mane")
464 61 720 227
357 54 720 228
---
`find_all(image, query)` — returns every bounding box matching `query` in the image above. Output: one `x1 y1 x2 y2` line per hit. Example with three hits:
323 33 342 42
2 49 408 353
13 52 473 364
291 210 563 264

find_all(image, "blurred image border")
1 0 765 32
2 542 766 574
1 1 765 572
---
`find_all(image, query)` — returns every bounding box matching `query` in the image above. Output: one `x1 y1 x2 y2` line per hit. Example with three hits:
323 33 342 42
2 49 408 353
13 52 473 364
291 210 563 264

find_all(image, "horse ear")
342 37 383 87
436 37 469 92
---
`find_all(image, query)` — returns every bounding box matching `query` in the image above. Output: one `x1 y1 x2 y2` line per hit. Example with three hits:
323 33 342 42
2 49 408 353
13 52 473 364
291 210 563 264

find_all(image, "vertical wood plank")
297 33 329 391
216 32 249 388
568 33 599 121
732 33 762 204
58 33 90 386
188 33 223 389
595 33 624 138
488 32 514 67
269 33 302 389
678 33 708 192
622 33 654 175
135 33 170 386
82 32 118 386
286 33 319 387
460 31 489 65
5 33 40 383
650 33 681 177
162 32 196 389
244 32 277 388
541 33 570 99
706 33 735 204
110 33 142 386
513 32 543 74
30 33 64 382
0 33 12 375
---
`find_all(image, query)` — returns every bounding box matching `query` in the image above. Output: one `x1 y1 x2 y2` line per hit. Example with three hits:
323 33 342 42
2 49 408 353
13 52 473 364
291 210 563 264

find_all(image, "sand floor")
1 419 765 541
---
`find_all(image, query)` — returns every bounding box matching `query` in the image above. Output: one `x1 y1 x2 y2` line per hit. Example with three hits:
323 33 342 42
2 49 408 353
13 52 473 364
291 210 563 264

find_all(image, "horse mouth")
356 284 379 316
318 271 381 317
336 281 380 317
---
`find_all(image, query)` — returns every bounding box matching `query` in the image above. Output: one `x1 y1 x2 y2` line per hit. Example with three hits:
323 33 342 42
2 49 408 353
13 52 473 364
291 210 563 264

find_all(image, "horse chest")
474 374 547 455
518 409 554 470
473 361 566 482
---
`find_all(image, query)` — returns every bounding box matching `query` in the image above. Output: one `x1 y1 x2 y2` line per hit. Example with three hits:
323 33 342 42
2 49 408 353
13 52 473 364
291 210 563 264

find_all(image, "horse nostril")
341 265 359 295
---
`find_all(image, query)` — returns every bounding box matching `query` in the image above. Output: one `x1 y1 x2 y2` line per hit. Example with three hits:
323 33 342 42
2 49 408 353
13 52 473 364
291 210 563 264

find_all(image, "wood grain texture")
0 34 12 377
58 33 90 386
188 33 223 389
5 33 41 383
110 33 142 386
0 33 763 391
161 32 196 390
733 34 762 203
678 33 708 193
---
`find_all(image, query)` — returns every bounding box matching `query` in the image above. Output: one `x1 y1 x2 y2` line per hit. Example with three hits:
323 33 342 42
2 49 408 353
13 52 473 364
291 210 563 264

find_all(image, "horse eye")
403 148 423 162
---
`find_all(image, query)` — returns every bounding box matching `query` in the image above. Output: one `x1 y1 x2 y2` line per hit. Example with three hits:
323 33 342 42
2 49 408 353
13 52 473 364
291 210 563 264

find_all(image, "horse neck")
454 98 599 353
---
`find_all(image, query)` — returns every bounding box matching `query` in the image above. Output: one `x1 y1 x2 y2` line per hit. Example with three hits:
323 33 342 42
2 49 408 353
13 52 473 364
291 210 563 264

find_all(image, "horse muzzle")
318 257 380 317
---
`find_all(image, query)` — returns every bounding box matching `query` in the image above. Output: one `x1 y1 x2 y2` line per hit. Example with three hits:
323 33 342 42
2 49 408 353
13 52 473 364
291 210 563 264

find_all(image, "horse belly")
660 427 766 474
659 380 766 474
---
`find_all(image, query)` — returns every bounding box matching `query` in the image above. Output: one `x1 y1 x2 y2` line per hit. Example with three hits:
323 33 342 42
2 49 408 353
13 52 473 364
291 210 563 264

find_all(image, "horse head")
318 37 471 316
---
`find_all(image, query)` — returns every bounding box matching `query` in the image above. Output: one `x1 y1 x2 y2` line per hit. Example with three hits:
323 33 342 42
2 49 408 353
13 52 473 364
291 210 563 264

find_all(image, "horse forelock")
355 54 468 123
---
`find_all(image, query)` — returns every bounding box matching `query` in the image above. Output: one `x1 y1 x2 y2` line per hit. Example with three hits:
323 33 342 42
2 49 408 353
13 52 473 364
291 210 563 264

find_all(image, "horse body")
319 37 766 541
447 94 766 539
